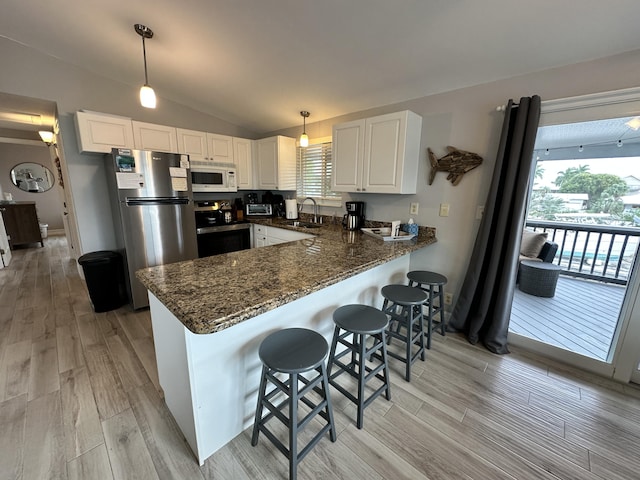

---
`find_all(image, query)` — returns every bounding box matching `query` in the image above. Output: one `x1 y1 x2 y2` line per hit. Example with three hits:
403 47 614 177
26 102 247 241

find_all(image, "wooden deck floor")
510 276 626 361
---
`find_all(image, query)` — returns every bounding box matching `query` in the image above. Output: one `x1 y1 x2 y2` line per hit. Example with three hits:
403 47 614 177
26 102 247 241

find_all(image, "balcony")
509 220 638 360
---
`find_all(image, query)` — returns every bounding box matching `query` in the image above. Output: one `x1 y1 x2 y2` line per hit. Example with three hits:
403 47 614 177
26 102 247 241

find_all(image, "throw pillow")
520 230 548 258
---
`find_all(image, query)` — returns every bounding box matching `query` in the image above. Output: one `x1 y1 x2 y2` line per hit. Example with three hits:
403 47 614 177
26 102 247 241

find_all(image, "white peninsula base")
148 255 410 464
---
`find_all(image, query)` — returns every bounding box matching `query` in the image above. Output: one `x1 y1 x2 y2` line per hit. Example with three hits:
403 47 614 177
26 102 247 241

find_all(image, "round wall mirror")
10 162 55 193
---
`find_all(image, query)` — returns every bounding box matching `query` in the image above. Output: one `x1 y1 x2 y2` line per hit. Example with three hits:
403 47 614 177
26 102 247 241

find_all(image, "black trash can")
78 251 127 313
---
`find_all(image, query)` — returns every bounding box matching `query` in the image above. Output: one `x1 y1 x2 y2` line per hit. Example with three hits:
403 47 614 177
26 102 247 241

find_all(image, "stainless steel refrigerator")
106 148 198 309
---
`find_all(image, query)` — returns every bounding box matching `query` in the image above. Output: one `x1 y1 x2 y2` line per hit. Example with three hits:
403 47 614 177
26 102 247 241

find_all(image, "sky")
535 157 640 190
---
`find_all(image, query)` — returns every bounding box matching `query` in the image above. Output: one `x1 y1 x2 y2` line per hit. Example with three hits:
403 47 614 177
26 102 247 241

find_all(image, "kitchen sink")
288 221 322 229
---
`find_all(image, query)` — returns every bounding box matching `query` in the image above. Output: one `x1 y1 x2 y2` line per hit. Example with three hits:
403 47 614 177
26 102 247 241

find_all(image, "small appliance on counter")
245 203 273 217
343 201 365 230
285 199 298 220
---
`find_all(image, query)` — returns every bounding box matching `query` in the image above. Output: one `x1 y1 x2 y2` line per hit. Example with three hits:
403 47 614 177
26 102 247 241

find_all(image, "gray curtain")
449 96 541 354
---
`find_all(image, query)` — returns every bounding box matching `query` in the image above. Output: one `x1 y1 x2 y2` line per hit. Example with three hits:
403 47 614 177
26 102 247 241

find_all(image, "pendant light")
299 111 310 147
135 24 156 109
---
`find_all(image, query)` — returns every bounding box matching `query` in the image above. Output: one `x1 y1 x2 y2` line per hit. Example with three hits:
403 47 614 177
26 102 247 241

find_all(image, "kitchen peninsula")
137 219 436 464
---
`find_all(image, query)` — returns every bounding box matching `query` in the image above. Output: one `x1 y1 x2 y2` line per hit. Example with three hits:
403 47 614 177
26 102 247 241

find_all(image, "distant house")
621 193 640 210
533 190 588 211
623 175 640 193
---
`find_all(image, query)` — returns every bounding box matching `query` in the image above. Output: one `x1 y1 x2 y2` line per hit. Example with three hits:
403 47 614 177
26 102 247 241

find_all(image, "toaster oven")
245 203 273 216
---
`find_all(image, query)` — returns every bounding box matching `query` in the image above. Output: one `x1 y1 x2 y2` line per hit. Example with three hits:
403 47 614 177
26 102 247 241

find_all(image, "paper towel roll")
285 199 298 219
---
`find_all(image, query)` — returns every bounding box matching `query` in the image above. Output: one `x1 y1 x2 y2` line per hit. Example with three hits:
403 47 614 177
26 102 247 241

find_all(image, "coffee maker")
343 201 365 230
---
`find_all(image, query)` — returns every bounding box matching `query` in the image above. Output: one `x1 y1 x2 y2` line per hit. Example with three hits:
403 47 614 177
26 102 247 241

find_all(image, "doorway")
0 92 80 259
507 88 640 383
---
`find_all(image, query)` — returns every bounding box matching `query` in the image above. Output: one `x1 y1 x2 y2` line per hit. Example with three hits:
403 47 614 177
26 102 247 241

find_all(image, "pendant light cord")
142 35 149 85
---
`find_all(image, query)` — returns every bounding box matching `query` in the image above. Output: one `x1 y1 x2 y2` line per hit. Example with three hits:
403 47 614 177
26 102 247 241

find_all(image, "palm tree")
554 164 590 188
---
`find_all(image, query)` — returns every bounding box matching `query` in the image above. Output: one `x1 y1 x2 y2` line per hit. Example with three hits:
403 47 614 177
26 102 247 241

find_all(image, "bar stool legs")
381 285 428 381
251 328 336 480
407 271 448 350
327 304 391 429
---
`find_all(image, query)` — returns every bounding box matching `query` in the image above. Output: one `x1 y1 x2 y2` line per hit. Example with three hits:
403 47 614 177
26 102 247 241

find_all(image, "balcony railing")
526 220 640 285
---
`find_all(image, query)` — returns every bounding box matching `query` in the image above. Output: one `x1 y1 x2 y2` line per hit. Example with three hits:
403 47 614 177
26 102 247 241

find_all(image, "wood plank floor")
510 276 626 360
1 235 640 479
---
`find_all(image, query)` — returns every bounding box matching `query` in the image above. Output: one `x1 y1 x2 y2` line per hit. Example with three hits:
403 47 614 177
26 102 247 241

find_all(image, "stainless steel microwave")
190 161 237 193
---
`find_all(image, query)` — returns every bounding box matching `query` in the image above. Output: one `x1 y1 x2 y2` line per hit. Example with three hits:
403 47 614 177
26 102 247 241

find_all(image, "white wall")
0 143 64 230
269 49 640 304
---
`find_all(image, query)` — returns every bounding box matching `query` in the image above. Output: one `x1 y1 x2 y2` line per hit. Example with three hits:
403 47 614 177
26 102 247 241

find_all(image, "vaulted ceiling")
3 1 640 135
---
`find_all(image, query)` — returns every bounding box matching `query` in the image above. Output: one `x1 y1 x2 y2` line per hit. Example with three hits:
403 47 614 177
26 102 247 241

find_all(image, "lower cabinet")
252 224 313 248
0 202 43 249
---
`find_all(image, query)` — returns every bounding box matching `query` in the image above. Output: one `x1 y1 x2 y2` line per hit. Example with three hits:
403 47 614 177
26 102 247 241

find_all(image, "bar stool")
381 285 428 381
251 328 337 480
327 304 391 429
407 270 448 349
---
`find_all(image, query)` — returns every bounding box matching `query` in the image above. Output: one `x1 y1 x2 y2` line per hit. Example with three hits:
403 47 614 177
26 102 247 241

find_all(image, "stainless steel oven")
194 200 251 257
196 223 251 257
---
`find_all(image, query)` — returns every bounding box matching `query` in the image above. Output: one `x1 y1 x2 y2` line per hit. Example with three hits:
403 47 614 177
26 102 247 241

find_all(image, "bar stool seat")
251 328 337 480
327 304 391 429
407 270 448 349
381 285 428 381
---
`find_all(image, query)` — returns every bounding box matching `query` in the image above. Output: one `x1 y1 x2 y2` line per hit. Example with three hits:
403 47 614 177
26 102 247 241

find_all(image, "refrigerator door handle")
125 197 191 207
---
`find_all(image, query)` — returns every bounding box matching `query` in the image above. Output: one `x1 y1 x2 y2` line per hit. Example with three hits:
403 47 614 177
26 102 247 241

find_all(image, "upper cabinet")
233 137 254 190
75 111 135 153
332 110 422 194
132 121 178 153
207 134 234 163
176 129 234 163
255 136 296 191
176 128 208 159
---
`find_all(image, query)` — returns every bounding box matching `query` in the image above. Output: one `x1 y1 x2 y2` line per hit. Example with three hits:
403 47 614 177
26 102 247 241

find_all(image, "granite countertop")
136 218 436 335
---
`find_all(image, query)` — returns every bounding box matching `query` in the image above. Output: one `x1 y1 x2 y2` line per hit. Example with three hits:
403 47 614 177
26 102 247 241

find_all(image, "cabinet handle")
362 188 366 191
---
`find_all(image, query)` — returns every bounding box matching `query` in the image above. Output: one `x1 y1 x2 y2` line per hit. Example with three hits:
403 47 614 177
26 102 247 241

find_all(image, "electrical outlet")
444 293 453 305
476 205 484 220
410 202 419 215
439 203 450 217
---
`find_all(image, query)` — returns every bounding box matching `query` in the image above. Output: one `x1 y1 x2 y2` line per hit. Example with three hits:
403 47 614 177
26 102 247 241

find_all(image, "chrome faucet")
299 197 318 223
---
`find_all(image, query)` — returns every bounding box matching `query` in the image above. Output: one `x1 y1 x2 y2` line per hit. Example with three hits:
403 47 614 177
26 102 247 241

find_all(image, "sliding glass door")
507 88 640 382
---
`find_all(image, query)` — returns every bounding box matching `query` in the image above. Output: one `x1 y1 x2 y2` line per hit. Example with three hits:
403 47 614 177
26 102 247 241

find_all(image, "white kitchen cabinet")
132 121 179 153
176 129 235 164
332 110 422 194
252 224 313 248
176 128 208 159
74 111 135 153
234 137 254 189
252 224 267 248
207 134 234 163
255 136 296 191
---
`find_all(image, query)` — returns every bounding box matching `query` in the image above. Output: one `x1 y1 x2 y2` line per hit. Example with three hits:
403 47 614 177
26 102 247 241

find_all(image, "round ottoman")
518 260 562 298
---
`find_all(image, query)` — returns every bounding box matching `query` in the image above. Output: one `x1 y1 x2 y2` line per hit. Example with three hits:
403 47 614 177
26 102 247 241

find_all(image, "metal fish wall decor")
427 146 483 186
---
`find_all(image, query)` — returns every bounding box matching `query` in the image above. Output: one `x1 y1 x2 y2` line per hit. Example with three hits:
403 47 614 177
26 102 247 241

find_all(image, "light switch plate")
439 203 450 217
476 205 484 220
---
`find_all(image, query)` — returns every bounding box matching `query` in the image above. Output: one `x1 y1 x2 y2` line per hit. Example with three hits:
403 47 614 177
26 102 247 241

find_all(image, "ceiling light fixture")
38 130 54 146
299 111 310 147
626 117 640 131
135 24 156 109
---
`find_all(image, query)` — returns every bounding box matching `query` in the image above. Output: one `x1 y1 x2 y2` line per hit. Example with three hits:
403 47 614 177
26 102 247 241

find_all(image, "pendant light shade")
135 24 156 109
299 111 310 147
140 85 156 108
